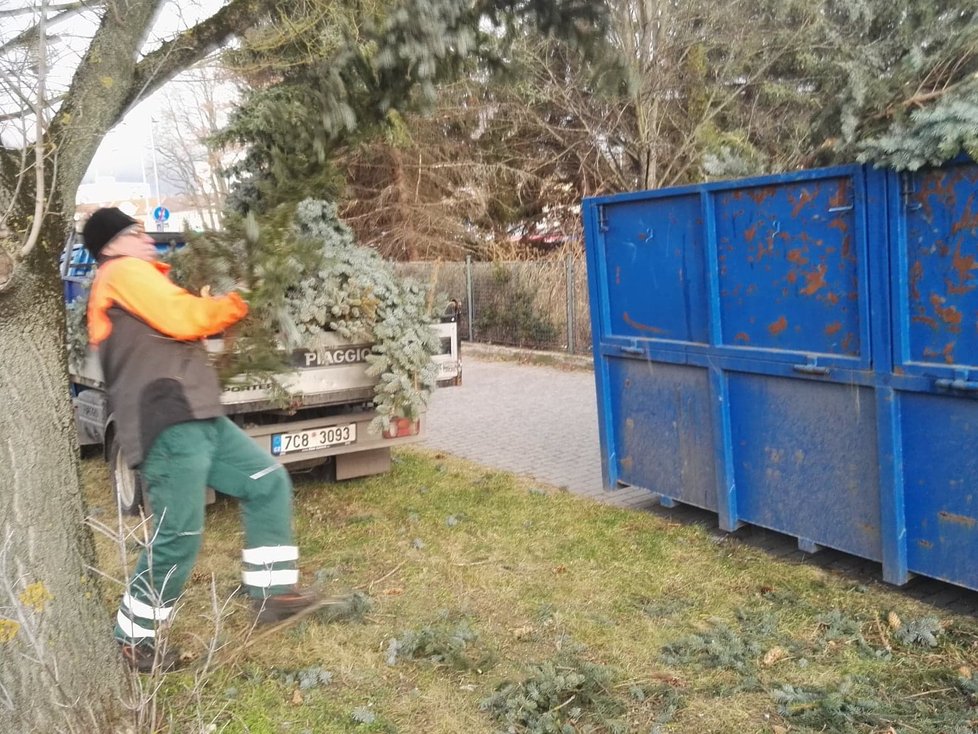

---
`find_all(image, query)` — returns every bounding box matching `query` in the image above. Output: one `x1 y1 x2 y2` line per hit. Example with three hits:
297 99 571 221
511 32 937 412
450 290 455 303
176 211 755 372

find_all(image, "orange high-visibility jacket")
88 257 248 466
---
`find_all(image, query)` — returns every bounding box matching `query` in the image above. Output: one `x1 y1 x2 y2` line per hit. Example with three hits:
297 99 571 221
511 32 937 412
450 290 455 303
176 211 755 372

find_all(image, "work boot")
252 587 322 625
119 641 183 674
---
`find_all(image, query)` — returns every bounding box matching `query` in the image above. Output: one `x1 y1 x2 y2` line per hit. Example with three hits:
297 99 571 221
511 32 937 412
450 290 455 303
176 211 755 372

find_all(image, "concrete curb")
460 342 594 371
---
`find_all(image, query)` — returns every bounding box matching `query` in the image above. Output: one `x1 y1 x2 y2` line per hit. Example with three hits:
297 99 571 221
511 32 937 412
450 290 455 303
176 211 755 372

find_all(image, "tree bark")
0 230 122 732
0 0 278 728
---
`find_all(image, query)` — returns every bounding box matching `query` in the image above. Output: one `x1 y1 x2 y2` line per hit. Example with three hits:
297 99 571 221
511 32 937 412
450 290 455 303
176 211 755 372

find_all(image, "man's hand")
200 285 212 298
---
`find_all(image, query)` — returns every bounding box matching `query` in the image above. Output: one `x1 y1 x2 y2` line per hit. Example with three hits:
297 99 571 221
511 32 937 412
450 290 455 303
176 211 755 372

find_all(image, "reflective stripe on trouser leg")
242 545 299 597
114 590 175 642
206 417 297 598
115 421 212 644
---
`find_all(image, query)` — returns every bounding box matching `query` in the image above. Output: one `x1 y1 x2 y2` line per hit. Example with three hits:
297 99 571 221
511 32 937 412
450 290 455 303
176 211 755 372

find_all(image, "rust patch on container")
800 265 828 296
943 342 955 363
948 245 978 295
947 278 975 296
620 456 634 472
786 271 798 284
623 312 666 334
829 218 849 235
826 292 840 305
750 187 776 205
790 188 815 217
825 322 843 336
938 510 977 528
787 248 808 265
841 235 853 262
735 332 750 343
768 316 788 336
841 333 854 352
930 294 963 329
829 181 849 209
744 224 758 242
754 239 775 262
951 193 978 235
917 539 933 550
909 261 924 302
914 315 938 329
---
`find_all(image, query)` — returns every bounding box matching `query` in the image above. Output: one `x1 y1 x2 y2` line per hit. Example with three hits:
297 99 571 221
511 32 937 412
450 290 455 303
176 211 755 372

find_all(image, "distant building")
75 178 221 233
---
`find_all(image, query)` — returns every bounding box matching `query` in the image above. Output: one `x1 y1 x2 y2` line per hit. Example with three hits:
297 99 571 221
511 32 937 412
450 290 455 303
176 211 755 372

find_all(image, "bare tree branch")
0 3 98 55
0 2 87 19
20 0 48 259
0 93 64 124
120 0 278 121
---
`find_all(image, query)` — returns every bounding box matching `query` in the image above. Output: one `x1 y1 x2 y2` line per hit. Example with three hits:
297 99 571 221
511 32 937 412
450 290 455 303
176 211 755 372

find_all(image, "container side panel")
602 195 708 343
729 374 881 560
715 177 862 356
901 163 978 369
902 392 978 590
607 358 717 510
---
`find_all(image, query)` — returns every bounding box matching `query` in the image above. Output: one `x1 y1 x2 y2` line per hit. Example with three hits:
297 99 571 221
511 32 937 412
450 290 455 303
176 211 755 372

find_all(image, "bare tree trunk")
0 2 275 727
0 231 123 732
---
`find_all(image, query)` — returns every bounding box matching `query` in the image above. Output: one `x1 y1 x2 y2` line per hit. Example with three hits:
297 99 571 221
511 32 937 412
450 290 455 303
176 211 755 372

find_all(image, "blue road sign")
153 206 170 222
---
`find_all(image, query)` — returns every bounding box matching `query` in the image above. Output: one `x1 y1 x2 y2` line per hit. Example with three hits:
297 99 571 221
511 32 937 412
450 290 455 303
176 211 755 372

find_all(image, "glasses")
120 224 146 237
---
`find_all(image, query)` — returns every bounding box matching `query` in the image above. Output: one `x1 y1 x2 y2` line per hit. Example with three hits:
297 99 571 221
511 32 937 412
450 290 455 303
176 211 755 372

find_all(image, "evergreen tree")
167 201 442 429
214 0 605 216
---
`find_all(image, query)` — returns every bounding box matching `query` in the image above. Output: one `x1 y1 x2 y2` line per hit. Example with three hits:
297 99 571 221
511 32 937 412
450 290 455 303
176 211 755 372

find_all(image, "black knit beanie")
82 207 138 258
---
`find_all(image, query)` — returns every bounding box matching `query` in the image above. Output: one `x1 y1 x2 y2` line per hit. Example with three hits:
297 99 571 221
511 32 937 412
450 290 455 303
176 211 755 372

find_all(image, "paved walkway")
422 353 978 614
422 356 657 511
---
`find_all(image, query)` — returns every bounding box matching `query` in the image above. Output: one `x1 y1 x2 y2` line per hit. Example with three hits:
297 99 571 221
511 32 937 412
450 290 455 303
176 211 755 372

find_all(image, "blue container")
583 158 978 590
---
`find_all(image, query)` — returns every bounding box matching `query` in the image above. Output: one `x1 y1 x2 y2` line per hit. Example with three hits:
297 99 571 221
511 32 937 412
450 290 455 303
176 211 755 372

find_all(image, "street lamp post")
149 116 163 229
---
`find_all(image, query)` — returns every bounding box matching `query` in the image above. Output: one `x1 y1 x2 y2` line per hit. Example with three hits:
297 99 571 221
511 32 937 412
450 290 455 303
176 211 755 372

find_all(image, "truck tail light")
384 418 420 439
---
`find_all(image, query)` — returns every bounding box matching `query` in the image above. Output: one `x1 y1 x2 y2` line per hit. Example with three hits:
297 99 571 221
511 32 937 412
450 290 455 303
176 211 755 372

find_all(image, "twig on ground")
212 596 354 667
361 560 406 592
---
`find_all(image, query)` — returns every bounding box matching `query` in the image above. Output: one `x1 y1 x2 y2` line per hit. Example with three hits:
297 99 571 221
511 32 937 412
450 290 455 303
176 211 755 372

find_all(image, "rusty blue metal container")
583 158 978 590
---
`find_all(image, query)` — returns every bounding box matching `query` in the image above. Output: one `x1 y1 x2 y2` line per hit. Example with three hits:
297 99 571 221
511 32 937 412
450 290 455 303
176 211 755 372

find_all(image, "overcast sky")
1 1 228 196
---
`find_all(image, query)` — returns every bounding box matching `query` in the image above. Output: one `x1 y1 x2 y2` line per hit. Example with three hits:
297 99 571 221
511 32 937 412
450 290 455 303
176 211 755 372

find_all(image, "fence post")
465 255 474 342
565 252 575 353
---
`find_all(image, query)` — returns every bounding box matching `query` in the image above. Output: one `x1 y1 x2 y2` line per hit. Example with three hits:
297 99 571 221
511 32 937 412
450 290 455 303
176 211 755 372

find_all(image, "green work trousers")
115 417 298 645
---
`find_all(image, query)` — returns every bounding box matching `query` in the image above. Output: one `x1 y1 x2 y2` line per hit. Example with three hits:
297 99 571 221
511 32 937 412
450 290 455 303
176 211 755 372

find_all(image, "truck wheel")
109 436 144 515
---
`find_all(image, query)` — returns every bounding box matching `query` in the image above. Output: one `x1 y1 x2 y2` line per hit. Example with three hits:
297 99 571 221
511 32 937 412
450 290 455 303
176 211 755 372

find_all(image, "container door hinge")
901 173 922 211
619 340 644 357
597 205 609 233
792 356 830 376
936 369 978 392
828 193 854 213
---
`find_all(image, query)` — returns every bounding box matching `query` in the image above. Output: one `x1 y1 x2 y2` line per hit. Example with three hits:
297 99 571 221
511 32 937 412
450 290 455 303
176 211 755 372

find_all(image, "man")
83 207 319 672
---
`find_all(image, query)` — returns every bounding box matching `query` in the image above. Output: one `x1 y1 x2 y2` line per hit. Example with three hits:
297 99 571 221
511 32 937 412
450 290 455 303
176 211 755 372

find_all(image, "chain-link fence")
395 252 592 354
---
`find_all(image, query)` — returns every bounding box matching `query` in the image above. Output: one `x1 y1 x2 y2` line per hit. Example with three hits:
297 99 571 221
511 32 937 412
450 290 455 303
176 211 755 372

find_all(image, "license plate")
271 424 356 455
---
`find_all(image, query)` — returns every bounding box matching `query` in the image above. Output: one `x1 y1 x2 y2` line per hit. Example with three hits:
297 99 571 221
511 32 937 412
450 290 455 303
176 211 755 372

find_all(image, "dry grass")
82 451 978 734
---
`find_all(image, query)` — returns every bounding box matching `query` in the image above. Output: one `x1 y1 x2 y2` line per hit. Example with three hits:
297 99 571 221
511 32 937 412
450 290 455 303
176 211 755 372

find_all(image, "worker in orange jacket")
84 207 319 673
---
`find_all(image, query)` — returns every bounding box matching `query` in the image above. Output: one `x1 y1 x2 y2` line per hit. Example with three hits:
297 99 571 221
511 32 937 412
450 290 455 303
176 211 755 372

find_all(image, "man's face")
101 224 158 262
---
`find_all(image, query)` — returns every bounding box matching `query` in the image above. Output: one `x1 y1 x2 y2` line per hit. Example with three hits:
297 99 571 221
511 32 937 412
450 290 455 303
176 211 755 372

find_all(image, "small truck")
62 231 461 513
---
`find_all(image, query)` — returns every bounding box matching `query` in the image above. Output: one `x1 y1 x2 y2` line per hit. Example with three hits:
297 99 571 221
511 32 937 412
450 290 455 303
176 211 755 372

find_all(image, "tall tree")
333 0 978 256
0 1 279 730
215 0 606 218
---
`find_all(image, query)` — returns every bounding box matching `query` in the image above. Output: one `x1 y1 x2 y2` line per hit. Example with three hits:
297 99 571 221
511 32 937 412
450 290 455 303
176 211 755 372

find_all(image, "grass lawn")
82 449 978 734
